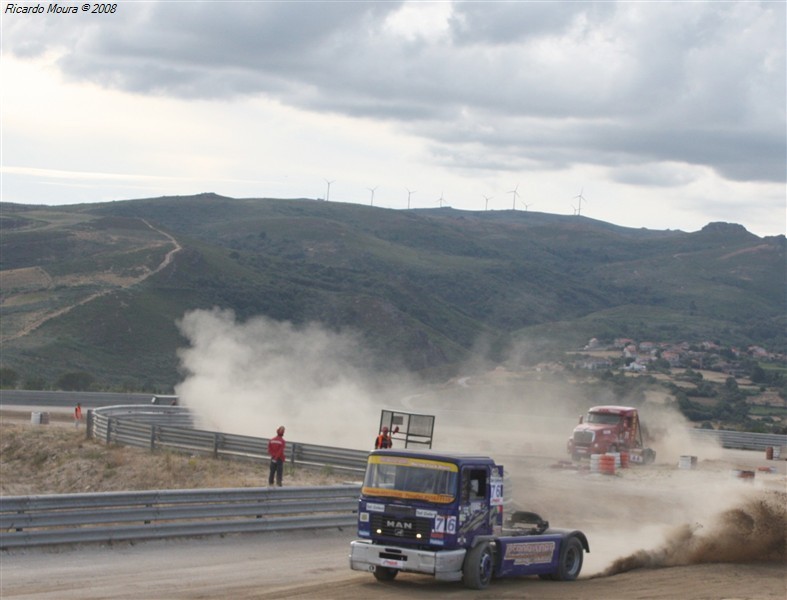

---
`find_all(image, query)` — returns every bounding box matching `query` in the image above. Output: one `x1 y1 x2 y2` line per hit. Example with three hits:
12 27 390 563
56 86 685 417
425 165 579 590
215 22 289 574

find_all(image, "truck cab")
350 449 588 589
567 405 655 463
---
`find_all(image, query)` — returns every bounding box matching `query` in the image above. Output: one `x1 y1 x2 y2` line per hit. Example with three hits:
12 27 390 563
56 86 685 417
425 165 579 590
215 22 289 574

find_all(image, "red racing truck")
349 449 589 589
567 405 656 464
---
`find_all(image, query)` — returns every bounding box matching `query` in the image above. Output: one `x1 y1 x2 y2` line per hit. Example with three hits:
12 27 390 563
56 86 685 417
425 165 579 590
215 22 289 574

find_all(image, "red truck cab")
567 405 655 463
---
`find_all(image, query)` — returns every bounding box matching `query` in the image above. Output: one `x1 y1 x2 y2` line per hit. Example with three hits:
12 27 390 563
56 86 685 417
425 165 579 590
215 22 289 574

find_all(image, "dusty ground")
0 411 350 495
1 409 786 599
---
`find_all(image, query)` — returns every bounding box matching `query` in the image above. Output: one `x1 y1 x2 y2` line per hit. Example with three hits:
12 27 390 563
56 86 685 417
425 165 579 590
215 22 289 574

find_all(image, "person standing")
74 403 83 428
267 425 286 487
375 425 398 449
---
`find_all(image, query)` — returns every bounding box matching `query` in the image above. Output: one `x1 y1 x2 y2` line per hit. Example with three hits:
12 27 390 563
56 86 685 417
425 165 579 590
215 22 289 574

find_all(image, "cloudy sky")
2 1 785 236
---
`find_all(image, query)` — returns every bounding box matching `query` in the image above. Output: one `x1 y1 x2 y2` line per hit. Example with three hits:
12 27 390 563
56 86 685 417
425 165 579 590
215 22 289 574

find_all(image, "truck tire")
553 536 583 581
372 566 398 581
462 541 494 589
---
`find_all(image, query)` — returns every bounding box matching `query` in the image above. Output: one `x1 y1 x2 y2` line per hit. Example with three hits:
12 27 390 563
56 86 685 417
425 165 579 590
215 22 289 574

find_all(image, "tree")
0 367 19 389
750 365 767 384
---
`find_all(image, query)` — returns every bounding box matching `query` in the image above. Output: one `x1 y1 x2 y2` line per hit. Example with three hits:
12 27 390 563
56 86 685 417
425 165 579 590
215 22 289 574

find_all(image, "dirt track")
2 449 785 599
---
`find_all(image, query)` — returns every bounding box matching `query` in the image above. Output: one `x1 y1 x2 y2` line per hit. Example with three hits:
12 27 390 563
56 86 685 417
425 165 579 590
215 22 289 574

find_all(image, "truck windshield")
362 455 458 504
586 412 622 425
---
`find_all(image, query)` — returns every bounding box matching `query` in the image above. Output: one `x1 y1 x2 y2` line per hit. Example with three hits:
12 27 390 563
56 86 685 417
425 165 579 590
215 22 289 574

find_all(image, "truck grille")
574 431 594 445
370 514 432 541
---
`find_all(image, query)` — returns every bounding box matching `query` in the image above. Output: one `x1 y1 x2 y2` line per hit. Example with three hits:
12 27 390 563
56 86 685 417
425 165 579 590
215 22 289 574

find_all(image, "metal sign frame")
378 409 435 449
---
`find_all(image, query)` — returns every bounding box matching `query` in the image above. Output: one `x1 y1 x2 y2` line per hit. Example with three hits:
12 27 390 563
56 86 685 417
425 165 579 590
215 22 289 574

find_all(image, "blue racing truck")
349 449 589 589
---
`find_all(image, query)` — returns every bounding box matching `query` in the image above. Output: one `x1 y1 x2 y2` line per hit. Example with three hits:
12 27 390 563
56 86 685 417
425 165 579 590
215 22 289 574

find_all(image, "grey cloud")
448 2 616 45
7 1 784 185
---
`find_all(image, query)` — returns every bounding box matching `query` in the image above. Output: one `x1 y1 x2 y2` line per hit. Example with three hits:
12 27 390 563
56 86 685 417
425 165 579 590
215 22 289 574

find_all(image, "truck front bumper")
349 539 466 582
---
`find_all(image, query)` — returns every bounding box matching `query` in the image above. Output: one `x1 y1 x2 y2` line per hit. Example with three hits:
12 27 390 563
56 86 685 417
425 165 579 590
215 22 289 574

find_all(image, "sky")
1 1 785 237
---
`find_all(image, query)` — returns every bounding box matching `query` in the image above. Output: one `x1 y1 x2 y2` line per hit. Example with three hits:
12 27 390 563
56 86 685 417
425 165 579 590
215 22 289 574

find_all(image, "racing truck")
567 405 656 463
349 449 589 589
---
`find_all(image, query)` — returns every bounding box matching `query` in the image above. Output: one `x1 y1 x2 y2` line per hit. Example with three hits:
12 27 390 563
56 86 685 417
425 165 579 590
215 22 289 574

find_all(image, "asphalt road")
0 389 155 410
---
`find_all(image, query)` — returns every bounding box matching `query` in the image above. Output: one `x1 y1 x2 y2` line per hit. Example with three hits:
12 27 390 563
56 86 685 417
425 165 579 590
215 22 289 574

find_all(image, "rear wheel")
554 537 583 581
373 566 398 581
462 542 494 589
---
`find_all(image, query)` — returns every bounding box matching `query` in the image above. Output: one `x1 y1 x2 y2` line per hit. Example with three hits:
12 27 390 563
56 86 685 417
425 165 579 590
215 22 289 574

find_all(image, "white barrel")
678 455 697 470
608 452 621 468
590 454 601 473
774 446 783 459
31 412 41 424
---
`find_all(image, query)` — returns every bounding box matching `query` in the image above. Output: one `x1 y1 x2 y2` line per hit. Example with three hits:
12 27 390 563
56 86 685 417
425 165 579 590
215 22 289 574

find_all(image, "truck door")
459 465 493 542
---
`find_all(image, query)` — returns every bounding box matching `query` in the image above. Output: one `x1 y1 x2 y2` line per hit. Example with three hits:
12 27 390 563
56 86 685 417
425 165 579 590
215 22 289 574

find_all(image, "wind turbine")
324 179 335 202
368 186 378 206
508 184 521 210
406 188 416 209
438 192 444 208
483 195 493 211
524 202 533 212
573 187 588 216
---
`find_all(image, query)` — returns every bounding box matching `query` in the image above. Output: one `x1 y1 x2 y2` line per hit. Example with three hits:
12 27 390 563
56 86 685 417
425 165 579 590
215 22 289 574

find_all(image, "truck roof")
588 405 638 415
369 449 497 467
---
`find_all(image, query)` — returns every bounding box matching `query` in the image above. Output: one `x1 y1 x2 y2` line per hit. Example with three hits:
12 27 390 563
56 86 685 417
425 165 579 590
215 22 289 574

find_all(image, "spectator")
74 403 83 428
267 425 286 486
375 425 398 449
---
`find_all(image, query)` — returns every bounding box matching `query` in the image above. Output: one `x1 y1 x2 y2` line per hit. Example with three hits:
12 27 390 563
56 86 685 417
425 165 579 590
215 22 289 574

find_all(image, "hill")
1 194 784 390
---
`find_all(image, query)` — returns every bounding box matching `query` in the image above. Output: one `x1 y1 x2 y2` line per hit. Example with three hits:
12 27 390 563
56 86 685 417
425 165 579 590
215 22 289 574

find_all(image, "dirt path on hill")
3 219 181 342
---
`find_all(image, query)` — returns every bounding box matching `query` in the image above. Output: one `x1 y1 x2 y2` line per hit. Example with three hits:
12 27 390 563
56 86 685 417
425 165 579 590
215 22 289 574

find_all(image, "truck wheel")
372 566 398 581
462 542 494 589
554 536 583 581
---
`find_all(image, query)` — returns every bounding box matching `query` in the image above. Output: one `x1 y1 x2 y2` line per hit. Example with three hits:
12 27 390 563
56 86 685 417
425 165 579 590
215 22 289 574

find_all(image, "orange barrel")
766 446 774 460
619 451 630 468
599 454 616 475
732 469 755 482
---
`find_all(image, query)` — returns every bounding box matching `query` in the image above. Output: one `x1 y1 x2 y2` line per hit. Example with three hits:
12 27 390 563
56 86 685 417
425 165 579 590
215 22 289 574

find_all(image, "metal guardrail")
0 485 361 549
89 406 370 473
687 428 787 451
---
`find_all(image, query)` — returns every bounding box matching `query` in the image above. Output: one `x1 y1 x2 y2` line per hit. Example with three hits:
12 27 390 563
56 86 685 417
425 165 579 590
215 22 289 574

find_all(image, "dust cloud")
598 491 787 576
174 310 718 461
174 310 589 452
175 308 413 448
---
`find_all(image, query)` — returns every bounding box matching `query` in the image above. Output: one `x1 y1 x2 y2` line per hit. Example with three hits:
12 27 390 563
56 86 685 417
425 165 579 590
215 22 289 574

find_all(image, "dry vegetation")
0 414 349 496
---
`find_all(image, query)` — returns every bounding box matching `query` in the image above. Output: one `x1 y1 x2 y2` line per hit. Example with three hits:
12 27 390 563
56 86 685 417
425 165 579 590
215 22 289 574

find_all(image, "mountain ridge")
1 194 783 389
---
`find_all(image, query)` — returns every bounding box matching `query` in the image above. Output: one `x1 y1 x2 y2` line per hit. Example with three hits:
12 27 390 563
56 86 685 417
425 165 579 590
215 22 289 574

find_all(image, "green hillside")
1 194 784 390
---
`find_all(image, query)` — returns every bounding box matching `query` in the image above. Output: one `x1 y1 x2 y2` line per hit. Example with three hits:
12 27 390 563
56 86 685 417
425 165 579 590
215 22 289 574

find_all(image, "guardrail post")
150 425 158 451
213 433 221 458
291 443 299 468
86 409 93 440
106 417 114 444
